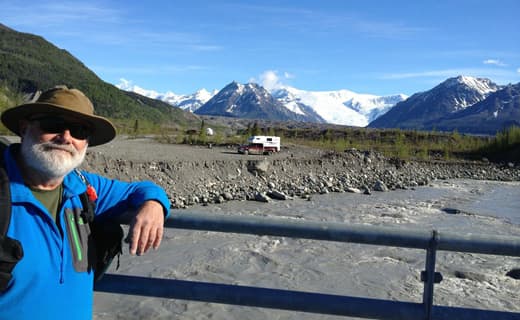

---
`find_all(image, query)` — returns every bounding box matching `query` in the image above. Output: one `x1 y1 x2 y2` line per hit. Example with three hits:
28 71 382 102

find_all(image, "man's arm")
82 172 171 256
125 200 165 255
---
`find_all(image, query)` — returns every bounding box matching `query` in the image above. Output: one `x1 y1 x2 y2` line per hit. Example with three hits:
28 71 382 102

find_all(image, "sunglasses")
30 116 91 140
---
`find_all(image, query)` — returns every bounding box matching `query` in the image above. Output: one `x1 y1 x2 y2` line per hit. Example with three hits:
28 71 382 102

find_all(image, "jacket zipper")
68 213 83 262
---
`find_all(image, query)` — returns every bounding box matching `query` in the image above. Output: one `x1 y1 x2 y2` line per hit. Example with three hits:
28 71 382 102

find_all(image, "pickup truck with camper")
238 136 281 155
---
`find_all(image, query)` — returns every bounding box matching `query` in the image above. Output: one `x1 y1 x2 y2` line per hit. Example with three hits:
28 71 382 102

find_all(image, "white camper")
238 136 281 155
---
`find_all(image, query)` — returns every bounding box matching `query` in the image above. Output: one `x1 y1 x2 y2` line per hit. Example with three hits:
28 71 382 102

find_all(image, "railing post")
422 230 441 320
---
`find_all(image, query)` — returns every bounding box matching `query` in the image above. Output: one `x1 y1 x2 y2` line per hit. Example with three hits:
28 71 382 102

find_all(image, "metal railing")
95 212 520 320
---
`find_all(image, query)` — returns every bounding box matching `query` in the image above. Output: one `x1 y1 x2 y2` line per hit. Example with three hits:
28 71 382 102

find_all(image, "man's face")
19 115 90 180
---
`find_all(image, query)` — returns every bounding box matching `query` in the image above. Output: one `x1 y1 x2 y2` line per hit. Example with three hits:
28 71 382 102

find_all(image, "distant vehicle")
238 135 281 155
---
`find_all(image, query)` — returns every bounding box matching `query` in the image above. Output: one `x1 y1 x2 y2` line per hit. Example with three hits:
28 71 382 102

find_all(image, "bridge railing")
95 212 520 320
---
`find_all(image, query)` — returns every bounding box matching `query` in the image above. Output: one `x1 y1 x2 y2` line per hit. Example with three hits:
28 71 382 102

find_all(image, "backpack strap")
0 140 13 237
0 143 24 292
0 155 10 237
74 169 96 224
74 169 123 282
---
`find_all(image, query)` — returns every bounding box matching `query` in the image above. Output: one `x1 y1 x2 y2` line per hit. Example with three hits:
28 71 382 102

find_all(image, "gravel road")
88 136 323 162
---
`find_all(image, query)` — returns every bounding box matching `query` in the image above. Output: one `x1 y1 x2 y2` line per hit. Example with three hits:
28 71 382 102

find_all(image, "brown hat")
1 85 116 146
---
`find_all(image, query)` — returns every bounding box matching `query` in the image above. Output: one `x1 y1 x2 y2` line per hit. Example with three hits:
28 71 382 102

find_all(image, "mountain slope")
195 82 325 122
273 87 406 126
0 24 199 129
428 83 520 134
368 76 500 129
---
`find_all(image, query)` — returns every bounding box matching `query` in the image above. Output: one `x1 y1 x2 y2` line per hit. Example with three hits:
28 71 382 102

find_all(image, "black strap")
0 143 11 236
75 169 96 223
0 141 24 293
0 167 10 237
74 169 123 282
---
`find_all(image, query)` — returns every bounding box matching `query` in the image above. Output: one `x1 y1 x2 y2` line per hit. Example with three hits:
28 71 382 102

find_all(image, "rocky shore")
81 137 520 210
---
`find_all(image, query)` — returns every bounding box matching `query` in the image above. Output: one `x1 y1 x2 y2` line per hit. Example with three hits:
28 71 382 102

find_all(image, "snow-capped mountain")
116 79 216 112
117 79 406 126
116 79 164 98
368 75 501 129
272 87 407 127
116 75 519 134
171 89 217 112
195 81 325 122
426 82 520 134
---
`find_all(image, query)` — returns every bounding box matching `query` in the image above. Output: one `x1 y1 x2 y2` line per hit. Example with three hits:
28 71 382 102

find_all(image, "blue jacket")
0 145 170 319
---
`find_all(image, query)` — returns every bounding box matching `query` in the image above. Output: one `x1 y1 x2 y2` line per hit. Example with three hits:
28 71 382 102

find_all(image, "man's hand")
125 200 165 255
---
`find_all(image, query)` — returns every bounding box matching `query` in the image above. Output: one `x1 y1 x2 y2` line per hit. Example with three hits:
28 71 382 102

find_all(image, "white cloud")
0 2 121 28
250 70 294 91
381 68 518 80
261 70 282 91
381 69 468 79
379 68 520 89
115 78 133 90
115 78 161 97
483 59 507 67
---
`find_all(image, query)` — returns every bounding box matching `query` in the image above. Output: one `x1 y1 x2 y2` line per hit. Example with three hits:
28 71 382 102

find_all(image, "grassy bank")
161 123 519 163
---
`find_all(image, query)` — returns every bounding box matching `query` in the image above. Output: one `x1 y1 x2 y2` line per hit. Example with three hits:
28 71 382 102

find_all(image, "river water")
94 179 520 319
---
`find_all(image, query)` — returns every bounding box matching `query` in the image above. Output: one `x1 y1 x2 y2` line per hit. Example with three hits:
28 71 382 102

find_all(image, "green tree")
451 129 461 143
198 120 207 144
394 130 410 159
133 119 139 134
252 122 261 136
324 129 333 142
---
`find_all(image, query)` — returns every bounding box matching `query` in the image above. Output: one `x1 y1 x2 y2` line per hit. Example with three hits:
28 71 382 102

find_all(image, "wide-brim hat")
1 85 116 146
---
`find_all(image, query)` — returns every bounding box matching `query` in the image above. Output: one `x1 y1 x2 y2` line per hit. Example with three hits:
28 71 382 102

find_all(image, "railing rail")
95 212 520 320
164 212 520 256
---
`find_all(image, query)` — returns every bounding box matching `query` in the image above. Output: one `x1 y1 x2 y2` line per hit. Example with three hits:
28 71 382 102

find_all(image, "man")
0 86 170 319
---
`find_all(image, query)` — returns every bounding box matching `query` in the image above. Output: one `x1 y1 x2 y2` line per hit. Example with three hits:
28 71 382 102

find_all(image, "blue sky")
1 0 519 96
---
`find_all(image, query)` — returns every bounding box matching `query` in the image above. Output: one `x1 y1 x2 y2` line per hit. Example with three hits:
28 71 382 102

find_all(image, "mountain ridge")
424 83 520 134
117 73 519 135
194 82 325 122
368 76 503 130
118 79 408 127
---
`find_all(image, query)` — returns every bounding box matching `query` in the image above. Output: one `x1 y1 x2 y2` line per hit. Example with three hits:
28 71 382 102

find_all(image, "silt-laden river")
94 179 520 319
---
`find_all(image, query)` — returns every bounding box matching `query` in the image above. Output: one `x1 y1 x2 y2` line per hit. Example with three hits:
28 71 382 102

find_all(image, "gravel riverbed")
84 136 520 210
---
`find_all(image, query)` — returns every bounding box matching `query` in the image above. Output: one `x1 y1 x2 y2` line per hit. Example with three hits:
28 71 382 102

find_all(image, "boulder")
506 268 520 280
373 180 388 192
247 160 270 175
254 192 270 202
267 190 291 200
345 187 362 193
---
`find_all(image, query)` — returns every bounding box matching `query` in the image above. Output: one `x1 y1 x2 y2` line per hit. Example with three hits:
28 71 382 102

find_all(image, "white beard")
21 133 87 180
